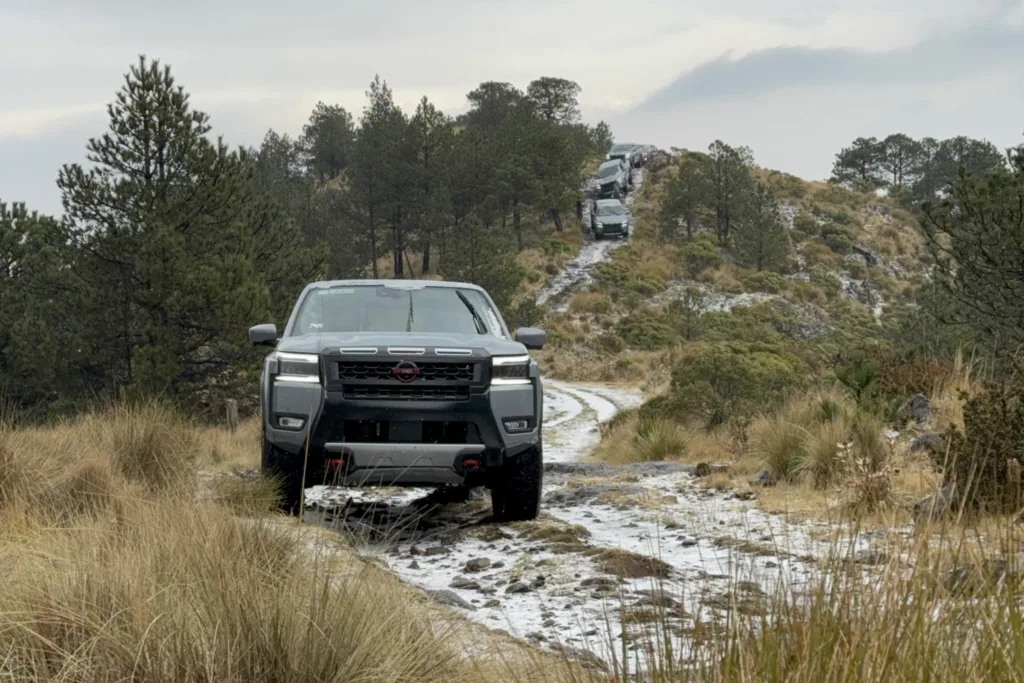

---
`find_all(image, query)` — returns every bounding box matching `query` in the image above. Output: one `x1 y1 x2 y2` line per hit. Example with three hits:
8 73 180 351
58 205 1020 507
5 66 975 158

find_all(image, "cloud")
632 21 1024 112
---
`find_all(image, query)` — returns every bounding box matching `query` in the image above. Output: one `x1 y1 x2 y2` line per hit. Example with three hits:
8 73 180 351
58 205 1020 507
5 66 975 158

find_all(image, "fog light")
278 416 305 429
503 419 529 432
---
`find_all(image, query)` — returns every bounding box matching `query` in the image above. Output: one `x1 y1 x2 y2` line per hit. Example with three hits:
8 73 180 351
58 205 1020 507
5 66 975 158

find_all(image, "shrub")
743 271 787 294
680 236 722 278
941 383 1024 511
504 297 544 329
633 419 690 461
820 224 855 254
792 212 819 234
616 312 678 350
568 292 612 314
641 342 806 430
538 237 574 258
594 259 665 298
810 268 843 300
803 241 844 269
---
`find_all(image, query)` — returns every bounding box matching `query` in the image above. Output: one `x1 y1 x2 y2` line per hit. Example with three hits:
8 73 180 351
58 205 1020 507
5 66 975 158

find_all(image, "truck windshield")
598 164 620 178
290 285 508 337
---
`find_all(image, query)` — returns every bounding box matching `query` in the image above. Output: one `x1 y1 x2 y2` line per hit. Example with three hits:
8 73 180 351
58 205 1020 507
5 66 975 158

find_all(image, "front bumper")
595 222 628 237
262 353 541 486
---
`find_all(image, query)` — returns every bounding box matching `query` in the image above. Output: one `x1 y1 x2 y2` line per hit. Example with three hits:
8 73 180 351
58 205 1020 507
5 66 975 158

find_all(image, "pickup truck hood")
275 331 529 357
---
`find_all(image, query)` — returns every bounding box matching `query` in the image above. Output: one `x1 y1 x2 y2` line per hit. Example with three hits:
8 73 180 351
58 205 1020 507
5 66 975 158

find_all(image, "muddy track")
300 380 861 670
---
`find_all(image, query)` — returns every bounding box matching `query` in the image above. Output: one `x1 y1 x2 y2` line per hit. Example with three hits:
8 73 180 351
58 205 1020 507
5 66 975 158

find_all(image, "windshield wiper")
455 290 487 335
406 290 415 332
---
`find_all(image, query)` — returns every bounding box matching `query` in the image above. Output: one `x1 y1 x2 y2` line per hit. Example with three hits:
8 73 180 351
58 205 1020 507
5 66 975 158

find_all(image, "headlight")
491 355 531 385
274 351 320 383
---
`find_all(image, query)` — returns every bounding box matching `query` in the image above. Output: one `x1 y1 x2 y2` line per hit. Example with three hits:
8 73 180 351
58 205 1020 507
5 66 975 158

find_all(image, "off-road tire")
491 444 543 522
262 432 305 516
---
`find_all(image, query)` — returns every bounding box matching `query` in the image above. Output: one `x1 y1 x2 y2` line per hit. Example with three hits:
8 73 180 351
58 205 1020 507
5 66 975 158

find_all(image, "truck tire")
491 444 543 522
262 432 304 516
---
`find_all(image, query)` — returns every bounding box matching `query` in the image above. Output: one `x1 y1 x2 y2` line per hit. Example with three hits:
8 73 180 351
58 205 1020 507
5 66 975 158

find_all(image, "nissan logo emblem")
392 360 420 383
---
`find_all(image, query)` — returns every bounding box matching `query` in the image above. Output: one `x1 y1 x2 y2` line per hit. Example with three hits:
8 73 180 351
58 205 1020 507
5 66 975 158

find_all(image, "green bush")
846 260 867 279
679 236 722 279
820 224 855 254
742 271 787 294
941 383 1024 511
792 212 819 235
639 342 806 429
811 268 843 299
615 313 678 350
594 257 665 298
539 237 574 258
597 333 625 354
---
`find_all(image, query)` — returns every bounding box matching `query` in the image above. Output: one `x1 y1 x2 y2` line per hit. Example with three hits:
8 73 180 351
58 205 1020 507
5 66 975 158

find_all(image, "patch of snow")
536 168 644 312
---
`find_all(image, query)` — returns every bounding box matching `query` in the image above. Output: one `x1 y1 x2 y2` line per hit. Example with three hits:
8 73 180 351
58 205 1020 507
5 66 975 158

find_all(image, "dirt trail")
536 167 643 313
296 160 873 672
302 379 862 670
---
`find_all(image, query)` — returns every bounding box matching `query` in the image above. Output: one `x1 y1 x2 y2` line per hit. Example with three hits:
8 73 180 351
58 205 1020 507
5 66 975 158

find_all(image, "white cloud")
1 0 1021 212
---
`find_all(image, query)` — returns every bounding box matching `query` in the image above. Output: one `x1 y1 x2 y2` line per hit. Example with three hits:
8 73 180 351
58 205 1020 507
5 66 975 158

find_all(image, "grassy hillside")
534 156 930 385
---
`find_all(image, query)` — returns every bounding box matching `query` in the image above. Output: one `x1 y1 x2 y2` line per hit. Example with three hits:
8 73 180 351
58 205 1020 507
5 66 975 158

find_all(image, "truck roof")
303 279 485 292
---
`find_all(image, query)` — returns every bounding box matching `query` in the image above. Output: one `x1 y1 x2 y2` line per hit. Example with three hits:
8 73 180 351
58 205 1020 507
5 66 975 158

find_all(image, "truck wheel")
491 445 542 522
262 432 304 516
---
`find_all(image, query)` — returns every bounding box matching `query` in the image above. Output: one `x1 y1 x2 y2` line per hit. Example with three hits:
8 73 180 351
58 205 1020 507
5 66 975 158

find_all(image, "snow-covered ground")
536 167 643 313
301 379 874 672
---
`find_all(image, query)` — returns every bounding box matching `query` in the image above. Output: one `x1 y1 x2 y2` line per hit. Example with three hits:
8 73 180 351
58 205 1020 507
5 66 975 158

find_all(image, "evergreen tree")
879 133 924 188
56 56 317 400
705 140 754 244
407 97 454 274
0 201 89 412
299 102 355 181
526 77 582 124
919 149 1024 357
830 137 884 188
732 182 788 272
660 152 708 241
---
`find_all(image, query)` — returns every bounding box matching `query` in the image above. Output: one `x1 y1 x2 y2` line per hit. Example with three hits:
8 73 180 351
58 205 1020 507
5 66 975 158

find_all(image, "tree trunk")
421 242 431 273
513 201 523 251
393 239 404 278
550 208 563 232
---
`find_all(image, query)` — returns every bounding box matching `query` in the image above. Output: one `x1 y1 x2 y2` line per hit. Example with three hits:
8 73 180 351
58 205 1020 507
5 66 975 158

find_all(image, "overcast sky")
2 0 1022 214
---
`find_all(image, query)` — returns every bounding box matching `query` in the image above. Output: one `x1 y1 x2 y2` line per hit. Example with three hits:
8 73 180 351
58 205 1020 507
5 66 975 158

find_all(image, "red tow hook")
327 456 346 470
461 457 481 470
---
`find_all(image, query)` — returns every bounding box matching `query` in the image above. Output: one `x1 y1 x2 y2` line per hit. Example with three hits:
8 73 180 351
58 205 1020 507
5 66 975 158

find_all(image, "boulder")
903 394 931 424
911 483 957 524
428 589 477 611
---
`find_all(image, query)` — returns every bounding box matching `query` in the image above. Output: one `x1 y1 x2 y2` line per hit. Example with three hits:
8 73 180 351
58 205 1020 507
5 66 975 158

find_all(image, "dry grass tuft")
0 402 572 683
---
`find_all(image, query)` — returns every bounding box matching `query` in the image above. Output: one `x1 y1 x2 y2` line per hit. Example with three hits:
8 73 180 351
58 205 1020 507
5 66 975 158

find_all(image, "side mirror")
514 327 546 350
249 323 279 347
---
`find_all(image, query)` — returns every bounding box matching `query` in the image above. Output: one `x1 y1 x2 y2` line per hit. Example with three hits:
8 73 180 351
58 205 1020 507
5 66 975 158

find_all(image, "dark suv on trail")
608 143 641 169
249 280 547 522
596 159 630 199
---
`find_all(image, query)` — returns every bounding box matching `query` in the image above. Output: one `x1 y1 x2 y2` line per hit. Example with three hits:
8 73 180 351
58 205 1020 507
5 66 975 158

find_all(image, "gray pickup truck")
249 279 547 521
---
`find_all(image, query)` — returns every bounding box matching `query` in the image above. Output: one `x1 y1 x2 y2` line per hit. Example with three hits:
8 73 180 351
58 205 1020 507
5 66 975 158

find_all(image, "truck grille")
335 361 475 382
343 385 472 401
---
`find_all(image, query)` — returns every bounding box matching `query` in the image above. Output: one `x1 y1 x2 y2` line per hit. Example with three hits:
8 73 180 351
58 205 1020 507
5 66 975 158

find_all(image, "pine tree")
705 140 754 244
732 182 788 272
56 56 318 400
408 97 454 274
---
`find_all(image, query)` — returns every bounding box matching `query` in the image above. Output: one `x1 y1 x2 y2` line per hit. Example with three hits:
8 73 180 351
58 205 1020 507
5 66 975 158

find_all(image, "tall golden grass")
3 393 1023 682
0 400 583 682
